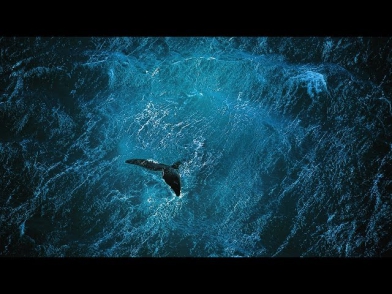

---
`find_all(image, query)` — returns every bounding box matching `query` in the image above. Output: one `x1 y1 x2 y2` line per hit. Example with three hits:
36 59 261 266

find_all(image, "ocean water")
1 36 391 257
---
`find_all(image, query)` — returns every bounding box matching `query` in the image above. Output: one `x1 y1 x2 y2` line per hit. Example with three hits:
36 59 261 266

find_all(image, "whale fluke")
125 159 181 196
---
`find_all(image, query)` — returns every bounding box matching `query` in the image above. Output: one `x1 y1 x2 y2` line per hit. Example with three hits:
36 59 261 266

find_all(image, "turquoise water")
1 37 391 257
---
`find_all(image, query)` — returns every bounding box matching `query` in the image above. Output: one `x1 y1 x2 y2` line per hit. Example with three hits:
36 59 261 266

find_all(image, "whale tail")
125 158 182 196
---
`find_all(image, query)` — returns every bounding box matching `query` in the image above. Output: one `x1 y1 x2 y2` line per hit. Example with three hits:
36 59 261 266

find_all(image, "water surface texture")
1 37 391 257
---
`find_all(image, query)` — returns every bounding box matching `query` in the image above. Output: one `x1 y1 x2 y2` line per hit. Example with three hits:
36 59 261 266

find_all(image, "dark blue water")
1 37 391 257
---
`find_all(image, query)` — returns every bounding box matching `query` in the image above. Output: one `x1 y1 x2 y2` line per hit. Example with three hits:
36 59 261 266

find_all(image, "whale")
125 159 182 196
